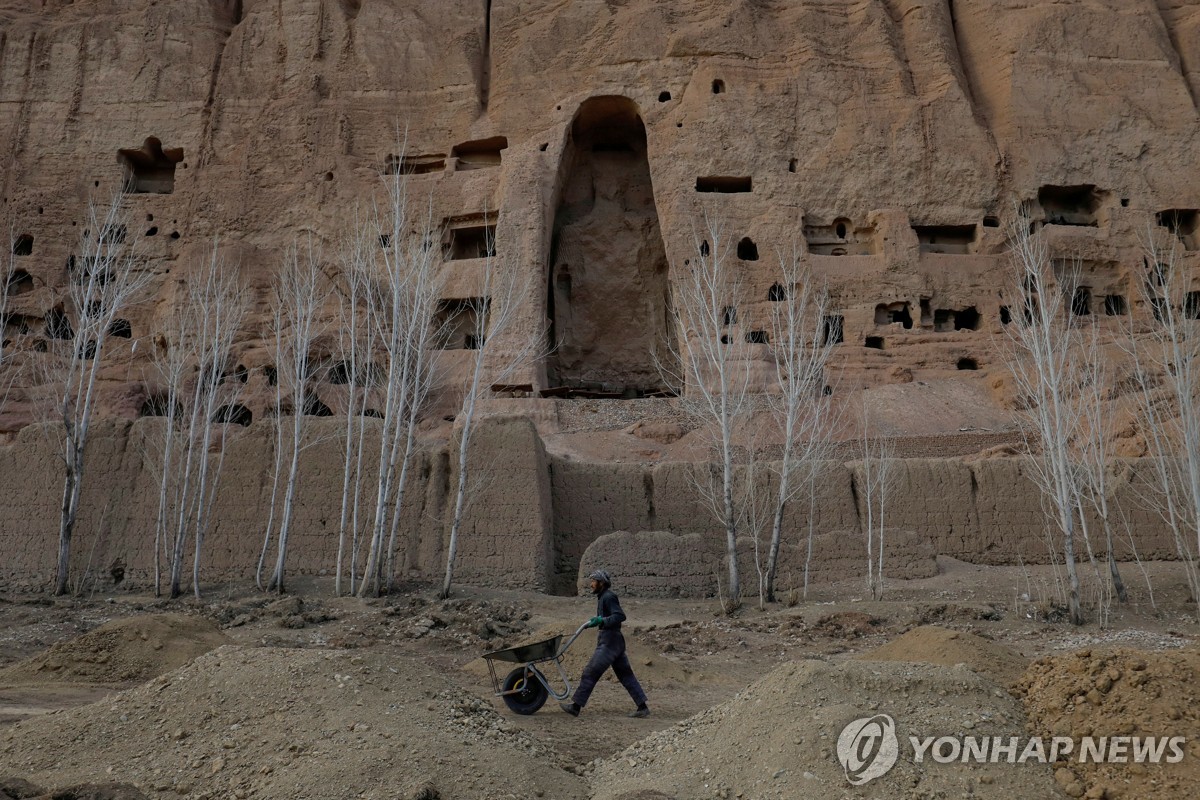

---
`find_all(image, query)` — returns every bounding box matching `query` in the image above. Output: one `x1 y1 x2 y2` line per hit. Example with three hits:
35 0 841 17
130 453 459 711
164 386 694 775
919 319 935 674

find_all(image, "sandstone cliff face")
1 0 1197 422
1 1 1198 587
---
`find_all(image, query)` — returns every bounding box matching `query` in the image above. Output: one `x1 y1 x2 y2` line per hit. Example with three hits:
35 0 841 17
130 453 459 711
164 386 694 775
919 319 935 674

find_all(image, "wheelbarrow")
481 622 591 714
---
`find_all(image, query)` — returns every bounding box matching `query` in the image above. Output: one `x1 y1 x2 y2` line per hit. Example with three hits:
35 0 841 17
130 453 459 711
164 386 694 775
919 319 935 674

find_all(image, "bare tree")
50 195 151 595
1001 215 1086 624
440 242 544 599
857 404 895 601
744 442 776 611
762 247 838 604
357 171 444 597
257 237 330 593
1121 227 1200 611
332 213 377 596
0 224 23 414
1074 324 1128 607
668 213 753 610
150 241 248 599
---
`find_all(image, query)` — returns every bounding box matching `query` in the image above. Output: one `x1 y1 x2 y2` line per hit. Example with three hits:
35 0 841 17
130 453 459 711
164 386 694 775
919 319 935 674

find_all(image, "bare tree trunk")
56 457 79 596
262 239 329 595
358 166 444 598
269 410 305 593
334 217 374 596
764 251 836 602
256 371 286 591
857 409 894 601
440 238 541 600
1002 214 1087 624
1121 226 1200 613
667 214 753 613
48 195 150 595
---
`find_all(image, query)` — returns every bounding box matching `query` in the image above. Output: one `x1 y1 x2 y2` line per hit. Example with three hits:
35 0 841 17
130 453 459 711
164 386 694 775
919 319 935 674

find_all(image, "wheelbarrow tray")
482 634 564 664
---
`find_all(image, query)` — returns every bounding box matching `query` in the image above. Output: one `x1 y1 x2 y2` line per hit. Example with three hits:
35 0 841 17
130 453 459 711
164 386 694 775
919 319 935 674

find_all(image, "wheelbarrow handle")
555 622 593 659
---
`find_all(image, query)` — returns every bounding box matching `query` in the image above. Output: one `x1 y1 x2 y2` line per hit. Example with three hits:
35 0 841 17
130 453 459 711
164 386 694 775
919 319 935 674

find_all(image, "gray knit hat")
587 569 612 587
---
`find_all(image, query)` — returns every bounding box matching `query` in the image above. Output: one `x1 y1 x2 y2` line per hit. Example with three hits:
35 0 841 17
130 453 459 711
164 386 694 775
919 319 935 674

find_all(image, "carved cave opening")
915 224 976 255
804 217 874 256
119 137 184 194
1038 185 1106 227
7 269 33 296
934 306 981 332
1157 209 1198 251
45 307 73 340
1070 286 1092 317
1103 294 1127 316
139 392 178 419
1186 291 1200 320
822 315 844 345
435 297 488 350
446 217 496 260
736 237 758 261
874 302 913 329
452 136 507 171
213 403 252 427
221 363 248 385
384 153 445 176
2 313 34 338
302 394 333 417
696 176 751 193
547 96 674 396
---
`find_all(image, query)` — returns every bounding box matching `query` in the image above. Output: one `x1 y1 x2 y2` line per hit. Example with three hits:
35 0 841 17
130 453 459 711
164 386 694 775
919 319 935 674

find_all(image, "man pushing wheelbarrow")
559 569 650 719
480 569 650 718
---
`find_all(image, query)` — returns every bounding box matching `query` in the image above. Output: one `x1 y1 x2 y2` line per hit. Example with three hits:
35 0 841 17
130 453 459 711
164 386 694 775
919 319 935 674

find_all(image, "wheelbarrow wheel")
501 666 548 715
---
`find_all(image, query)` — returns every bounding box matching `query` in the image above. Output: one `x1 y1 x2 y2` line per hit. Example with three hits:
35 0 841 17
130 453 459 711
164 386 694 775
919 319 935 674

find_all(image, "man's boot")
628 704 650 718
559 701 580 717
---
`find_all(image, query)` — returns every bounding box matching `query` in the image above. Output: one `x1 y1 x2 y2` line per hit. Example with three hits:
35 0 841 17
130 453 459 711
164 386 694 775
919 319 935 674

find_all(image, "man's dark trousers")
573 629 646 707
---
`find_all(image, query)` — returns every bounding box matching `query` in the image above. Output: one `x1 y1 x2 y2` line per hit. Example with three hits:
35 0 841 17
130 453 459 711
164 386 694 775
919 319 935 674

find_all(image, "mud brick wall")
449 415 555 591
0 417 1186 594
549 459 651 594
0 418 448 590
864 459 981 559
577 528 937 599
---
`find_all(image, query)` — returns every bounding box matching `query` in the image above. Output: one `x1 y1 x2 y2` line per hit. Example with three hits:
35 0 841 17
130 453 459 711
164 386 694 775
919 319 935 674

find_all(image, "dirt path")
0 559 1197 799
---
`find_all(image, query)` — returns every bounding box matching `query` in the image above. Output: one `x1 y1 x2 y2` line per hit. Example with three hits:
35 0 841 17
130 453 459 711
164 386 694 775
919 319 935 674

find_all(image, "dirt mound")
31 783 146 800
589 658 1057 800
383 596 532 648
0 775 147 800
208 595 338 630
857 625 1028 687
0 614 229 687
812 611 884 638
0 646 587 800
1016 646 1200 800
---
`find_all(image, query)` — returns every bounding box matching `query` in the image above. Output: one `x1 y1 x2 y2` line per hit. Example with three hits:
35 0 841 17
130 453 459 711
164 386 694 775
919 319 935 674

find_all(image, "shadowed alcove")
546 96 675 396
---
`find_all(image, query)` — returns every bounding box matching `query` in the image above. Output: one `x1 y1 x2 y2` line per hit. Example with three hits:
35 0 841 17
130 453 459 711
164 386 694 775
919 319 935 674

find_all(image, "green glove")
588 616 604 628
